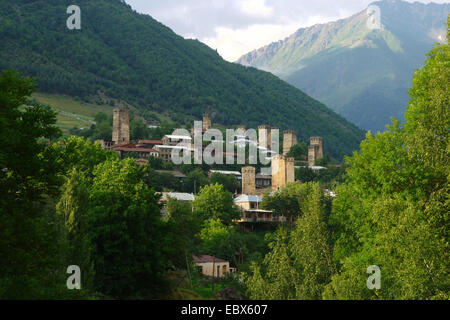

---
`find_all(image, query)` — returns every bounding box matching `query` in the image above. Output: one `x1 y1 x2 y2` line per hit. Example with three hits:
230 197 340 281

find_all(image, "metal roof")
210 170 241 176
234 194 263 203
160 192 195 202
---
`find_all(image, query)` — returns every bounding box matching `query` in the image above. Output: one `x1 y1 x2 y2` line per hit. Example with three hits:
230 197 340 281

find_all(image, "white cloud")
239 0 273 17
125 0 450 62
202 13 349 61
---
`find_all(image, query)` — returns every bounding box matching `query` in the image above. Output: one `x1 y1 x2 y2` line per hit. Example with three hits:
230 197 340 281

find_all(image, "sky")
125 0 449 62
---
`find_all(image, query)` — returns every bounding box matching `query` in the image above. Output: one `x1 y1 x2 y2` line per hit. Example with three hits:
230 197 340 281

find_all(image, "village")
95 106 330 280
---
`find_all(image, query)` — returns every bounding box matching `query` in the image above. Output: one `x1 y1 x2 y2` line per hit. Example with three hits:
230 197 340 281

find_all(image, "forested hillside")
0 0 365 159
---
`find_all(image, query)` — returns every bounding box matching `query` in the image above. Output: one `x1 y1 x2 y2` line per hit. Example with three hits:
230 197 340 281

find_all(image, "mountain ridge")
237 0 450 132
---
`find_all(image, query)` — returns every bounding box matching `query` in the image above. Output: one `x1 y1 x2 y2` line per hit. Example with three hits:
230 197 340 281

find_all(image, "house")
255 173 272 189
234 194 286 224
138 140 162 149
112 146 159 158
161 134 192 146
154 145 192 161
193 255 236 278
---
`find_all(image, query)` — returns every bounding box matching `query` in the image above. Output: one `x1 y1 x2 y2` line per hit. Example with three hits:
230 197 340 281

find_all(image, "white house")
193 255 236 278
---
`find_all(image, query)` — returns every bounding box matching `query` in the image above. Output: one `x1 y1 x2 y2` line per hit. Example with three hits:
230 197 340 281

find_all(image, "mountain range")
0 0 366 160
237 0 449 132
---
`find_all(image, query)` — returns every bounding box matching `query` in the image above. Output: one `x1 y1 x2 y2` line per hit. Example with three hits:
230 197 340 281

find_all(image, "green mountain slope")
0 0 365 159
237 0 449 132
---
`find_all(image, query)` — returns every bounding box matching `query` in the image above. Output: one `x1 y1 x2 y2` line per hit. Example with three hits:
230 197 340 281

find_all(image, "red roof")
114 147 157 153
139 140 162 144
193 255 228 263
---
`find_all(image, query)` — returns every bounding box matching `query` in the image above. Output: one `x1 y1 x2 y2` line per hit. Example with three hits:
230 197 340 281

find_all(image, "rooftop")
164 135 192 140
138 140 162 144
234 194 263 203
210 170 241 176
160 192 195 202
193 255 228 264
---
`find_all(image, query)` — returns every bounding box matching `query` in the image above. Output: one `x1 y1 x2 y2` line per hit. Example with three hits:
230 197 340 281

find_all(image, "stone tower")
308 146 317 166
283 130 297 155
308 137 323 166
242 166 256 195
258 125 272 150
271 155 295 191
203 114 212 131
286 157 295 184
112 107 130 145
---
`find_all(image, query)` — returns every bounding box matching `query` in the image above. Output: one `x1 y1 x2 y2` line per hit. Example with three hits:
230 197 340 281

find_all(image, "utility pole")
212 257 215 293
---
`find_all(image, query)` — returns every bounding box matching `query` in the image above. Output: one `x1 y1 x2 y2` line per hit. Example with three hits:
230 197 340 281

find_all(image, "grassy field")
31 93 114 135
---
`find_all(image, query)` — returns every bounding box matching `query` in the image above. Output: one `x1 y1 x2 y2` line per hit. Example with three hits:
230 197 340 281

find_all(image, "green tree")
56 169 95 296
245 228 298 300
130 118 150 140
193 183 240 225
0 70 67 298
88 158 169 298
290 183 336 299
210 173 239 194
287 142 308 160
165 197 202 269
184 168 209 193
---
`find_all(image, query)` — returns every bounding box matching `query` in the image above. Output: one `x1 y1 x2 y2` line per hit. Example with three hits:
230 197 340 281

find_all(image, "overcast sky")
125 0 449 61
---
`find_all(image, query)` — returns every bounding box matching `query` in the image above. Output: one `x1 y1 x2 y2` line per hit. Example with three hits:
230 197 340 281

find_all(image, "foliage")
193 183 240 225
324 27 450 299
286 142 308 160
210 172 240 194
88 158 170 298
0 70 69 298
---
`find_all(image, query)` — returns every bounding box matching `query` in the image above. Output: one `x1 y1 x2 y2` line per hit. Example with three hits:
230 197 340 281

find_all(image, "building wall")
112 107 130 145
242 166 256 195
283 130 297 155
203 115 212 131
272 155 286 191
308 145 317 166
258 125 272 150
286 157 295 183
196 262 230 278
236 201 251 211
310 137 323 159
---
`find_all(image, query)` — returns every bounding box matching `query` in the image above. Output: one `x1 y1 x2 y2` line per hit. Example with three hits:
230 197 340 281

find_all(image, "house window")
196 266 203 274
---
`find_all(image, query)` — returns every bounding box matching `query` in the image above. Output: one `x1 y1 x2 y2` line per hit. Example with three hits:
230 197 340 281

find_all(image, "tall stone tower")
286 157 295 184
112 107 130 145
308 137 323 166
308 146 317 166
242 166 256 195
283 130 297 155
203 114 212 131
258 125 272 150
272 155 295 191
